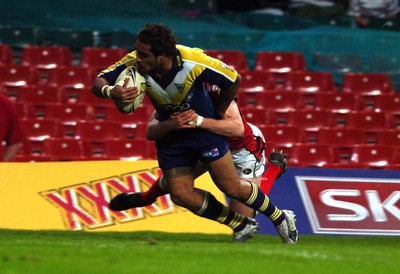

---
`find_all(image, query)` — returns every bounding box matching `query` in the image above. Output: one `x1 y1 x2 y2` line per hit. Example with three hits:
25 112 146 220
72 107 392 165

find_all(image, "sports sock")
141 176 168 205
196 191 248 232
244 182 285 226
260 164 281 194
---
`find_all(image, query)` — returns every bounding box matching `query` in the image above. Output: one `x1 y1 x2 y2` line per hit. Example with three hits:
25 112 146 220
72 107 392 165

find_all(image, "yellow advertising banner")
0 160 231 234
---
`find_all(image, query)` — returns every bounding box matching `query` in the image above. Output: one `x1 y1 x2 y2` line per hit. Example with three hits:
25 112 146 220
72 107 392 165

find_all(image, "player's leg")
109 163 208 211
109 176 168 211
206 150 298 243
163 166 259 242
228 176 261 218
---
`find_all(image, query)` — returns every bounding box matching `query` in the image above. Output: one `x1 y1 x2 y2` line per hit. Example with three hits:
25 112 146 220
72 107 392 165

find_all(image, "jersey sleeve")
98 51 138 85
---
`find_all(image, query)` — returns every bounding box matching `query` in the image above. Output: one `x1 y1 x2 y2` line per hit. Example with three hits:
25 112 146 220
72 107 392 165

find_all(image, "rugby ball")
114 66 146 114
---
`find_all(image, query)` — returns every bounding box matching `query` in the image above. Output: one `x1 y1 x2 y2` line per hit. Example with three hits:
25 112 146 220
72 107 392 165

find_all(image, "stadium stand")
341 73 395 95
20 46 73 80
254 51 307 81
204 50 249 71
0 44 14 64
80 47 128 73
2 2 400 168
283 71 336 93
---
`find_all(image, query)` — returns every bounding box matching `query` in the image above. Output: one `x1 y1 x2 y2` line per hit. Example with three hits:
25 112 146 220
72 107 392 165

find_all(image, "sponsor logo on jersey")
201 148 220 158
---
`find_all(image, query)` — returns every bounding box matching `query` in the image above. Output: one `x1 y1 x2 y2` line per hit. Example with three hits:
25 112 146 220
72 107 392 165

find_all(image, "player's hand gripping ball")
114 66 146 113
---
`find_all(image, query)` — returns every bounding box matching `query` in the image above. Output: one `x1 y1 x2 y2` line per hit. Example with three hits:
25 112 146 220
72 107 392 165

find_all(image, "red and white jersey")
227 113 266 162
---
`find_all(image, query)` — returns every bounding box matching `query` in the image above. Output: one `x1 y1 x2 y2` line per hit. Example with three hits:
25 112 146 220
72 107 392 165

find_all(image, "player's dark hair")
137 23 177 57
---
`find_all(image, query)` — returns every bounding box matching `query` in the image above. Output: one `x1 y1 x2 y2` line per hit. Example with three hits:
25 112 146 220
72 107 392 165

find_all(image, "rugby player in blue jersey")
92 23 298 243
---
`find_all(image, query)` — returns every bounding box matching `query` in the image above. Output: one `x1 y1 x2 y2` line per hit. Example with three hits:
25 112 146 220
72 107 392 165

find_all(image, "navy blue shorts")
156 128 229 170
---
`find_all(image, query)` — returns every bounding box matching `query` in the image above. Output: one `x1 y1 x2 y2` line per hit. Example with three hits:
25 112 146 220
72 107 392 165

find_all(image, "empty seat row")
261 125 400 147
1 85 154 109
0 45 128 74
1 64 398 101
14 136 400 169
15 137 157 162
264 143 400 170
2 44 306 75
21 119 148 141
14 103 152 124
243 109 399 130
238 91 400 112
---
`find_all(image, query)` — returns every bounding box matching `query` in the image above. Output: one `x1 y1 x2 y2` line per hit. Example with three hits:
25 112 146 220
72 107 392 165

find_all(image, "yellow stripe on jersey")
177 45 238 82
171 63 206 103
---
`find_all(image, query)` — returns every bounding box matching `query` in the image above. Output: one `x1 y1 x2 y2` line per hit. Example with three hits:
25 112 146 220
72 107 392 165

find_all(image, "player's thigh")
206 151 241 194
163 167 195 196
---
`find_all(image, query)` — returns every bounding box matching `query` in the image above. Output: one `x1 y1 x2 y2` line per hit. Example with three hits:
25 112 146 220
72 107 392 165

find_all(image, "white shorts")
231 124 266 179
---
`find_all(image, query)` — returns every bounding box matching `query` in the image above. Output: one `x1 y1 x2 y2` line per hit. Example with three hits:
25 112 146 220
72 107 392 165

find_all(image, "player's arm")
92 77 139 103
91 53 140 103
147 101 244 141
3 142 22 162
146 110 196 141
214 74 241 118
193 100 244 138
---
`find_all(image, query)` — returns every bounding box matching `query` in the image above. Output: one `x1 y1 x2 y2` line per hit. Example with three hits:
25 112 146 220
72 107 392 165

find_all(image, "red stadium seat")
314 92 357 113
59 87 92 104
25 103 92 121
356 93 400 112
47 66 96 90
21 46 73 79
342 73 395 95
350 144 399 168
286 144 335 167
262 91 302 112
375 129 400 146
93 105 150 124
239 70 277 92
388 112 400 129
254 51 306 81
283 71 336 93
317 128 366 146
42 138 85 161
18 86 60 104
0 44 14 64
261 125 305 147
317 128 366 163
241 107 269 126
120 122 148 140
204 50 249 71
286 110 333 129
345 111 390 131
80 47 128 73
104 139 155 160
0 64 39 88
20 119 59 141
75 120 124 141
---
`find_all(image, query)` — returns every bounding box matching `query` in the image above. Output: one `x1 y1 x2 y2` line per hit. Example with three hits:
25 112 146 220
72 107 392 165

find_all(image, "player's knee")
169 194 186 207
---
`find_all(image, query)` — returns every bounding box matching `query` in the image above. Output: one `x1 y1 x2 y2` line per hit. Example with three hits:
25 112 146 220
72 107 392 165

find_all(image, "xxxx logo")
40 168 180 231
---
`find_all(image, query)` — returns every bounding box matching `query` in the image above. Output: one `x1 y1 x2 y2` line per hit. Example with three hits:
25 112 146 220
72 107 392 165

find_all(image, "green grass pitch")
0 229 399 274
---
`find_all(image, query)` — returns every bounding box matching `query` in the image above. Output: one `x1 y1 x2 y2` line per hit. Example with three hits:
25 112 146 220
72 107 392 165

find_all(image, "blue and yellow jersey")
99 45 238 121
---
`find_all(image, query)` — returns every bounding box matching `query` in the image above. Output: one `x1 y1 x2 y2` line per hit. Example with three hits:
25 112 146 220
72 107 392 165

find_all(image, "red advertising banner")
296 176 400 235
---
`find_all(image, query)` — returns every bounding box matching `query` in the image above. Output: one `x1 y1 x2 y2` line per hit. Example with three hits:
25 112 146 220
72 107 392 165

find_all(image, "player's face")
135 41 157 75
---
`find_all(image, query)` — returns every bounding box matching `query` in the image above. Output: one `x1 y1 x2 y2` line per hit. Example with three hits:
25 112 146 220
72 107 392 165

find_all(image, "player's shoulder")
177 45 207 63
177 45 237 78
